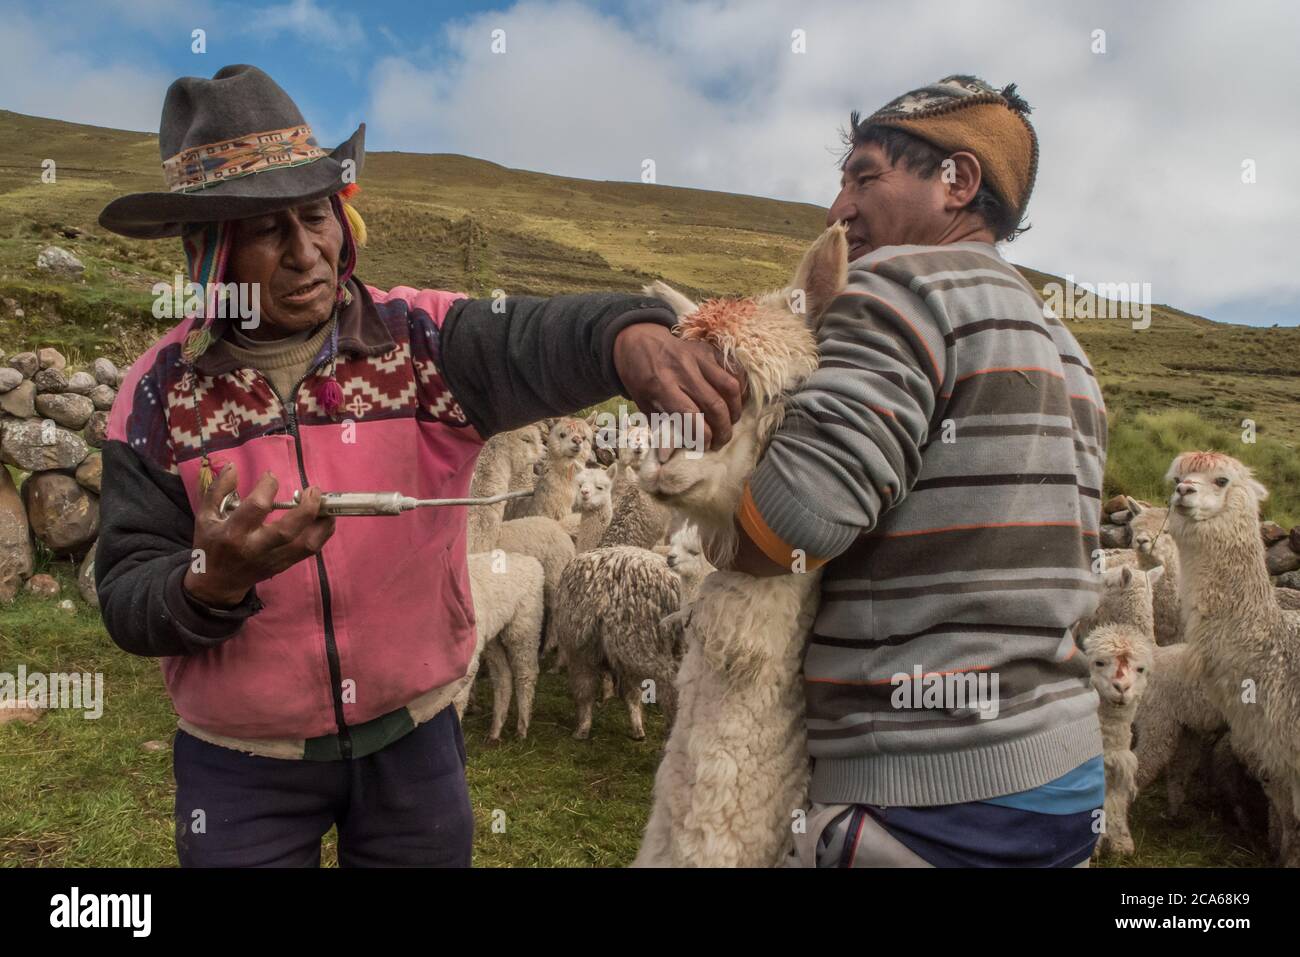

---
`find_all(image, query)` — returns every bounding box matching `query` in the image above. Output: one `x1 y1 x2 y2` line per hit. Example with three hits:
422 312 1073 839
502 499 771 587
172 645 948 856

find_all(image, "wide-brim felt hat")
99 64 365 239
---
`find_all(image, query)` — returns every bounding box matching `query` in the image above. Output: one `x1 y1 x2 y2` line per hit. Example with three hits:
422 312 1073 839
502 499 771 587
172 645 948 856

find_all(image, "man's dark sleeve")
95 440 263 657
437 292 677 437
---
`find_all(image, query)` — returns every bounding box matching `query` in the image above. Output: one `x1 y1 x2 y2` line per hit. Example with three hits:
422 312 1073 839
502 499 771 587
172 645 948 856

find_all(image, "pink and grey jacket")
96 279 674 758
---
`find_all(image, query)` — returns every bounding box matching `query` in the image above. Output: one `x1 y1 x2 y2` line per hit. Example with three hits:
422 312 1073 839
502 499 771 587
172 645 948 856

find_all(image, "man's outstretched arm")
439 292 742 447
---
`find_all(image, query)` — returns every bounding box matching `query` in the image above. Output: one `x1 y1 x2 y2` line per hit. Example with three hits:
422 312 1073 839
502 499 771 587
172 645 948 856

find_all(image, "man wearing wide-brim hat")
95 64 741 867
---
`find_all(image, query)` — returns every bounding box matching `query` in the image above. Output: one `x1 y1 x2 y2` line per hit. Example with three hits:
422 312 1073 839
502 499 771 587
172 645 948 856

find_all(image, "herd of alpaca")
450 223 1299 867
1083 451 1300 865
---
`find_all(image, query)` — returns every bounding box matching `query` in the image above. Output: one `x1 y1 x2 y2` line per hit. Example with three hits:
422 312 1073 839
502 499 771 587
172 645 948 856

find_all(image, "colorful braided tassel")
316 377 343 415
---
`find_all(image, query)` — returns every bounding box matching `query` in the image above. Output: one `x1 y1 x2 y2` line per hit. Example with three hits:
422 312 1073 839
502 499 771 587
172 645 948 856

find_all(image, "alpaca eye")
1136 667 1147 673
1093 660 1105 668
1215 477 1229 487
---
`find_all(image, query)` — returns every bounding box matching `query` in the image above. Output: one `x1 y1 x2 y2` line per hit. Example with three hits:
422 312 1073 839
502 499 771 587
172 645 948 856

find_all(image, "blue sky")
1 0 1297 327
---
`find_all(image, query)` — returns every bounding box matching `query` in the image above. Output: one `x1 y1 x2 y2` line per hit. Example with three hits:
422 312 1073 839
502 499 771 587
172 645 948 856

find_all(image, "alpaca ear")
1124 496 1143 516
790 222 849 327
1248 478 1269 502
1119 566 1133 587
644 281 699 318
1146 565 1165 587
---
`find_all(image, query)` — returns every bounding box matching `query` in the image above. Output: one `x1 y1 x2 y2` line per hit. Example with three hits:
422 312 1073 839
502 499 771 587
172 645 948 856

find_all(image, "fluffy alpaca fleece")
571 466 614 553
599 478 673 549
512 417 592 521
468 426 545 553
1133 643 1224 806
454 551 545 740
496 515 576 624
630 223 846 868
1079 564 1162 641
1125 498 1183 645
1166 450 1300 865
1084 624 1154 856
553 546 684 740
611 425 652 502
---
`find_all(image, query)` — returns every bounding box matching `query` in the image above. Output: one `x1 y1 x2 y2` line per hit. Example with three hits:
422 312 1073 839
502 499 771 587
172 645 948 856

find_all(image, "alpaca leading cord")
217 488 531 518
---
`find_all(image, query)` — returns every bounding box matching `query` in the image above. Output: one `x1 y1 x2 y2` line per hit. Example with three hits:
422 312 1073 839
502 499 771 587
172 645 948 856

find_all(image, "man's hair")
839 115 1030 242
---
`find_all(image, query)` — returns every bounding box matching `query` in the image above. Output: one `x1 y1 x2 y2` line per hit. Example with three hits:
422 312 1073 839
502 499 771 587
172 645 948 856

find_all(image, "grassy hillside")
0 108 1295 867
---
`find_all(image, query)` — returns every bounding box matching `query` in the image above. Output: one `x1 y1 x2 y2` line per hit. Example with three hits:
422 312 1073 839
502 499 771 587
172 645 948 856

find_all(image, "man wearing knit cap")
732 76 1109 867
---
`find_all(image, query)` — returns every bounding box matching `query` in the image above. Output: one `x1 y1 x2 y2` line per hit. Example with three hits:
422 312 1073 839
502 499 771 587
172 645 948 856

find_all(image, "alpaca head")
1124 498 1172 565
504 425 545 473
665 523 715 594
1165 452 1267 536
617 425 653 470
547 417 592 463
635 223 849 560
574 466 613 512
1083 624 1153 707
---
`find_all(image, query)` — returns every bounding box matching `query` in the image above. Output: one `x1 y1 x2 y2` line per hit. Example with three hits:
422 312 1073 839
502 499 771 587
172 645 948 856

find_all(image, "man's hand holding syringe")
183 462 527 609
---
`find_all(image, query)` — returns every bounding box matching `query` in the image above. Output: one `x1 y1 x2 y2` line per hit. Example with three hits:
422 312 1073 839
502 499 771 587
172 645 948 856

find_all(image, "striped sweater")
740 241 1107 807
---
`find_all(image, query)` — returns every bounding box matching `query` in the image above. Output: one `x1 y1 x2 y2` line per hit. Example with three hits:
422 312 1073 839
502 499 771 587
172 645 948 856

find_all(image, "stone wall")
0 347 122 605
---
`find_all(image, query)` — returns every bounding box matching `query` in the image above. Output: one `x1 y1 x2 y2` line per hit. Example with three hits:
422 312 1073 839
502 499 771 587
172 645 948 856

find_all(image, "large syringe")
217 488 531 518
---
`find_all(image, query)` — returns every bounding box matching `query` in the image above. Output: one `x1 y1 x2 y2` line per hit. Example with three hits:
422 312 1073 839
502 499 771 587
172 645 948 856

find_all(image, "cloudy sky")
2 0 1295 326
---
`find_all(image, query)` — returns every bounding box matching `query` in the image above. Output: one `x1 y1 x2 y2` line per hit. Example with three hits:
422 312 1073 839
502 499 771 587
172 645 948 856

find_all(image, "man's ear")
790 222 849 326
942 151 984 211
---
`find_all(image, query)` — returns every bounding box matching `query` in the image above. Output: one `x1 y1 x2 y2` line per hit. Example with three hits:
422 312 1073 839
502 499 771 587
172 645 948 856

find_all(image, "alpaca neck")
1177 512 1279 628
1098 698 1135 752
576 504 612 552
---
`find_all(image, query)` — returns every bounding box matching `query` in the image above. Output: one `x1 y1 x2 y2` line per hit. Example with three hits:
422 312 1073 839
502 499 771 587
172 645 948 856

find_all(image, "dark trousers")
173 707 474 867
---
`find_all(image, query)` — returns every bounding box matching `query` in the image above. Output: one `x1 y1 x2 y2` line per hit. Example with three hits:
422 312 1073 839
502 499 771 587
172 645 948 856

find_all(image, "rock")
1102 494 1128 515
1291 527 1300 554
1100 524 1131 549
0 468 33 602
22 472 99 555
89 384 116 411
0 380 36 418
0 701 45 726
1261 521 1288 545
36 245 84 276
1109 509 1132 525
84 411 109 448
74 452 102 494
65 371 96 395
0 419 89 471
59 225 83 239
1265 539 1300 577
37 347 66 371
78 541 98 605
0 368 23 393
93 357 119 386
141 740 167 752
33 367 68 393
35 393 94 430
8 352 38 378
25 572 60 597
1277 571 1300 591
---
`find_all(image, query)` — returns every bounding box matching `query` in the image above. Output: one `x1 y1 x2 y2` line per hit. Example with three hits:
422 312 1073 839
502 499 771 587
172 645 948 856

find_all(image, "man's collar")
193 277 395 375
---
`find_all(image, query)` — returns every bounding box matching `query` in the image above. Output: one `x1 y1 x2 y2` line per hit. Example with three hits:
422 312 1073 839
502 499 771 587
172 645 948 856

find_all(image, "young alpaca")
611 424 653 503
1125 498 1183 645
1079 564 1162 641
630 223 846 868
570 466 614 552
454 551 545 740
1165 450 1300 865
1083 624 1153 857
515 418 592 521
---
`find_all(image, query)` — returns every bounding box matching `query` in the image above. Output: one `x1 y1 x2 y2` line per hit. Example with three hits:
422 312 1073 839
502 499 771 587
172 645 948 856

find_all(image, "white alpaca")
630 224 846 867
1125 498 1183 645
1165 450 1300 866
1082 624 1153 857
568 466 615 552
468 427 544 553
513 417 592 521
454 551 545 740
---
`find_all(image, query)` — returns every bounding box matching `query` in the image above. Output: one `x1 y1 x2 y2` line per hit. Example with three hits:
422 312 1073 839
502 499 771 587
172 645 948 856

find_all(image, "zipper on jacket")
278 360 353 760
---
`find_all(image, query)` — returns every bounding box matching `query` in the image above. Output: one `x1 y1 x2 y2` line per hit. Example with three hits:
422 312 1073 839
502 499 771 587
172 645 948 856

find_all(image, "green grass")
0 562 667 867
1107 409 1300 527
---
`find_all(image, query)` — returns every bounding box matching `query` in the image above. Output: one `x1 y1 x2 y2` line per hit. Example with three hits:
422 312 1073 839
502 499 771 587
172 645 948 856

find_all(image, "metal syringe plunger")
216 488 531 519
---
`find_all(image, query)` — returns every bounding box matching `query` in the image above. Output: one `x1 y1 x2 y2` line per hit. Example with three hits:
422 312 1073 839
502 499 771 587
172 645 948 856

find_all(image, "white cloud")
365 0 1300 324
